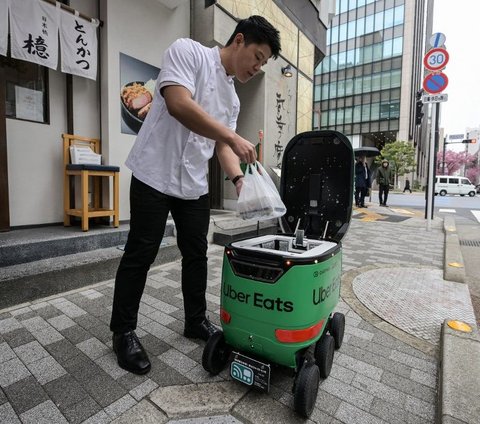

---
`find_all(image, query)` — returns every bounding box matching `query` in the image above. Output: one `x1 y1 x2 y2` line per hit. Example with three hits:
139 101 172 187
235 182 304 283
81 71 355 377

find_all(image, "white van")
435 175 477 197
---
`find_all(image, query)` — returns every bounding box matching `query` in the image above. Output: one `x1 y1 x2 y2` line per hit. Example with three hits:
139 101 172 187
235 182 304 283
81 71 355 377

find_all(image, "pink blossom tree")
436 150 478 180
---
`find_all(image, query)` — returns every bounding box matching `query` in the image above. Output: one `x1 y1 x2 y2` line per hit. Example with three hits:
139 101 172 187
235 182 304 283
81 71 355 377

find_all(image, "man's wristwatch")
232 175 244 185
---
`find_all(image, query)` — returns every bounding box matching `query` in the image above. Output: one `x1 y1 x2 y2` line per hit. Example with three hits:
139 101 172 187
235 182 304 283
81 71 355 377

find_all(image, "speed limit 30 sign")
423 48 449 72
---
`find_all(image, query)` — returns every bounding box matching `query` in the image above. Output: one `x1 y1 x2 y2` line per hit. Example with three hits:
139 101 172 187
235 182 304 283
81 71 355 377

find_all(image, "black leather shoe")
112 330 151 375
184 318 220 341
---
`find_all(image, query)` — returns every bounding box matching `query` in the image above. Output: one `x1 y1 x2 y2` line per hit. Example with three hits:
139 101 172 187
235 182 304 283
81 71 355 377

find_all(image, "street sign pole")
426 103 436 231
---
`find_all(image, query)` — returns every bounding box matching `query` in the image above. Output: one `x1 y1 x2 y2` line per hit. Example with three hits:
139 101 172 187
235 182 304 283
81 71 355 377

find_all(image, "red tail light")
275 320 325 343
220 308 231 324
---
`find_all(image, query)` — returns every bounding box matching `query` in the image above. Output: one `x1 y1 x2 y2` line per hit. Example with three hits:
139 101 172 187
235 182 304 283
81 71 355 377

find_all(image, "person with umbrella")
354 155 371 208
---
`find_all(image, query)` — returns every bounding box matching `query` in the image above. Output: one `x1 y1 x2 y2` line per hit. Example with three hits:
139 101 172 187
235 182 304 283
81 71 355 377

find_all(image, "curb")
438 319 480 423
443 215 466 283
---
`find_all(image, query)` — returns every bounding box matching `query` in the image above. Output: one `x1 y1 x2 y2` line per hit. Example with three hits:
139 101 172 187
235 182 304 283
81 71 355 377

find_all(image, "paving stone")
409 368 437 389
3 376 49 415
95 352 129 380
60 325 92 344
319 376 375 411
138 333 170 356
0 387 6 405
26 356 66 385
43 374 90 408
129 378 159 401
335 352 384 381
315 388 342 416
0 402 21 423
352 374 406 408
88 324 113 344
389 350 437 373
164 332 199 355
158 348 197 375
76 337 109 360
0 357 31 388
73 314 102 330
80 410 111 424
0 317 23 334
147 356 191 387
82 373 127 408
52 300 87 318
334 400 387 424
0 342 16 362
381 370 436 403
111 399 168 424
33 304 64 320
168 415 243 424
404 394 436 420
184 364 224 384
44 339 84 365
116 371 150 392
47 315 76 331
370 398 410 424
20 399 68 424
62 396 102 424
1 327 36 348
13 341 49 364
104 394 137 419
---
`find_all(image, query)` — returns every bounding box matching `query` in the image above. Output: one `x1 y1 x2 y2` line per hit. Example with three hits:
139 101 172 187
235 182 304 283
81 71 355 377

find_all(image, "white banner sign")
60 13 98 80
9 0 59 70
0 0 8 57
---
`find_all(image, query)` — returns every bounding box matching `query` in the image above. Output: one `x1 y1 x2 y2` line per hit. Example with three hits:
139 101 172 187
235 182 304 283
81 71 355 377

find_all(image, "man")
354 156 371 208
377 159 392 206
110 16 281 375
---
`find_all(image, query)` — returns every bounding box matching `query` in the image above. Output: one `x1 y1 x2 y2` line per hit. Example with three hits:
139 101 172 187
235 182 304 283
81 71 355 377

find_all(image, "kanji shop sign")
60 12 99 80
9 0 60 70
3 0 99 80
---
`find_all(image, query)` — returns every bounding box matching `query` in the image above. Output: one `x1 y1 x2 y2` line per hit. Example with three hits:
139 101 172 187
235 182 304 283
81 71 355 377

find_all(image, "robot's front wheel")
293 360 320 418
329 312 345 349
314 334 335 378
202 331 230 375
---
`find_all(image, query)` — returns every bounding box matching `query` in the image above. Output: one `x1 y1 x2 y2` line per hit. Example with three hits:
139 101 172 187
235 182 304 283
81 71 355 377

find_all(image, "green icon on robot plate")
230 362 254 385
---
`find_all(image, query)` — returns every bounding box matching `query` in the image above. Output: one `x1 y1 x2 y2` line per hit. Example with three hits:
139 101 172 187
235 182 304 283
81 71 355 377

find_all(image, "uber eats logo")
223 284 294 312
312 276 340 305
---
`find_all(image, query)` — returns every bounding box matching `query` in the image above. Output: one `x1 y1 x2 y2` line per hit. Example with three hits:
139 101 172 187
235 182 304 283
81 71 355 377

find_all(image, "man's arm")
216 142 244 196
163 85 256 164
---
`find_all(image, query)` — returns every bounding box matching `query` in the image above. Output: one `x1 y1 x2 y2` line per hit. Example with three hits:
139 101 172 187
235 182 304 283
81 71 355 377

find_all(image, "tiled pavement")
0 211 446 423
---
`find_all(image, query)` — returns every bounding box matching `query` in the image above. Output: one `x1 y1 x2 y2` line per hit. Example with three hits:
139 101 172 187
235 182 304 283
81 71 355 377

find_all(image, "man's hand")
230 134 257 164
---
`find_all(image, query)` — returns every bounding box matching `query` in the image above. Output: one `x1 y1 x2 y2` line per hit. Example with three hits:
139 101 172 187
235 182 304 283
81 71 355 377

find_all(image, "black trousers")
379 184 390 205
110 176 210 334
355 186 367 206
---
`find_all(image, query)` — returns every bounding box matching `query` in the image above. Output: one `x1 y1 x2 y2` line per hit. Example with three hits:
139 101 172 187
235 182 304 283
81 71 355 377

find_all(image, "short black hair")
226 15 281 59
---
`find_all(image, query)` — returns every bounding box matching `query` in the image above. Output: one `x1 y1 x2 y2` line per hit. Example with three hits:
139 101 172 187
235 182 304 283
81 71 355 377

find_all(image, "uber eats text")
223 284 294 312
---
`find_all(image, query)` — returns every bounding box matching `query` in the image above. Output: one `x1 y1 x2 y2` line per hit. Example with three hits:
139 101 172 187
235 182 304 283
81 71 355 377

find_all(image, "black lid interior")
279 130 354 242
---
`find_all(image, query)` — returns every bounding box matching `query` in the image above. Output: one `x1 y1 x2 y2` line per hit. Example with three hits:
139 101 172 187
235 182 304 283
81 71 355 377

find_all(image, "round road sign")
424 48 449 71
423 72 448 94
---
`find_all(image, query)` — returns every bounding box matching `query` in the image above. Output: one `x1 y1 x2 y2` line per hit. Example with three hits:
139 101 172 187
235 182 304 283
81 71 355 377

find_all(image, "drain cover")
460 240 480 247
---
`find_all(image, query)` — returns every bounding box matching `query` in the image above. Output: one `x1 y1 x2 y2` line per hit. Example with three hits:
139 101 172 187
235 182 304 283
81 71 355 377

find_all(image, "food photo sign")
120 53 160 135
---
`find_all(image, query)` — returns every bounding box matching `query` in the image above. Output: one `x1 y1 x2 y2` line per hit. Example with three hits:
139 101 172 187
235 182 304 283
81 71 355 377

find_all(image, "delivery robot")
202 130 354 417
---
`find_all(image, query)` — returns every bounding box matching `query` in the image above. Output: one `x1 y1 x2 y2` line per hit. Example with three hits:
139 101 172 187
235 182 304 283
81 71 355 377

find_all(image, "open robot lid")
279 130 354 243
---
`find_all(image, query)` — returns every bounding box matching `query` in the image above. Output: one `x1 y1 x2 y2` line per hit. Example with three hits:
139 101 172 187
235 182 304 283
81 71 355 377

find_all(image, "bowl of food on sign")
120 80 155 132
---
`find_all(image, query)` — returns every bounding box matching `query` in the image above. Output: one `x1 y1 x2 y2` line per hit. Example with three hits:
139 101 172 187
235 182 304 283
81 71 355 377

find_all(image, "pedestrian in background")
377 159 391 206
355 155 371 208
403 178 412 193
109 16 281 375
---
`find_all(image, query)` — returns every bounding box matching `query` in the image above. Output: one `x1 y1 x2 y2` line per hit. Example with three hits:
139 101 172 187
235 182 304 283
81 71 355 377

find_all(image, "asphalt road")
369 191 480 224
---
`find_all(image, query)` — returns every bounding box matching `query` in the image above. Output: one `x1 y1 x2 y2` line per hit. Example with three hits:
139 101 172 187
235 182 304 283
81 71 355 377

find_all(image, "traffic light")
462 139 477 144
415 90 424 126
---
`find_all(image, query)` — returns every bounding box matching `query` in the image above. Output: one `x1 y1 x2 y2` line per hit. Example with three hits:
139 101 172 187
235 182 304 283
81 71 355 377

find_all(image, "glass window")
361 104 371 121
321 112 328 126
339 23 348 42
3 56 49 123
394 5 405 26
374 10 384 32
344 106 353 123
373 43 383 61
363 15 372 35
391 69 401 87
348 21 356 39
383 39 393 58
381 72 391 90
370 102 380 120
440 177 447 183
384 8 394 28
353 105 362 122
392 37 403 56
372 73 381 91
461 178 470 185
450 178 459 184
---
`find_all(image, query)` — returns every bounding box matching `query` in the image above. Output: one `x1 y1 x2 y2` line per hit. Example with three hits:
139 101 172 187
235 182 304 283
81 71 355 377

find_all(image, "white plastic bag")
236 162 286 221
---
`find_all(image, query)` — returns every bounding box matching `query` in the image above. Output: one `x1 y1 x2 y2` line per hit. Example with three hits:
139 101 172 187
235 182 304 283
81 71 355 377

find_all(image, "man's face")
233 35 272 83
383 162 388 167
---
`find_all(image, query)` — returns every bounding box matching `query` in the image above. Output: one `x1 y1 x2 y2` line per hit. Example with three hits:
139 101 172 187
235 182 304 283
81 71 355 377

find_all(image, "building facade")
0 0 333 230
313 0 433 186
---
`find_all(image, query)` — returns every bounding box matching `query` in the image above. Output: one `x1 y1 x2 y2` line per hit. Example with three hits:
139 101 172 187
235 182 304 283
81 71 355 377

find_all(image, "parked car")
476 184 480 194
